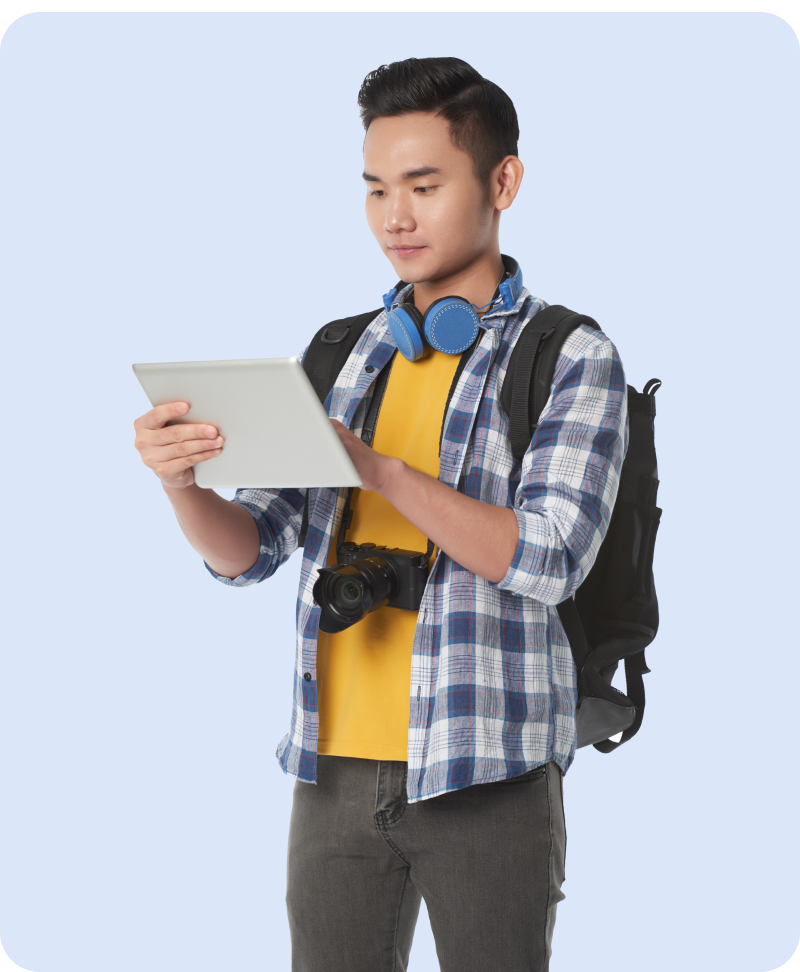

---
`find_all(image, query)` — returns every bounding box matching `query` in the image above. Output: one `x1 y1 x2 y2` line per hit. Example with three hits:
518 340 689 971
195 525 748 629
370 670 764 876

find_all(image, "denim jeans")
286 755 566 972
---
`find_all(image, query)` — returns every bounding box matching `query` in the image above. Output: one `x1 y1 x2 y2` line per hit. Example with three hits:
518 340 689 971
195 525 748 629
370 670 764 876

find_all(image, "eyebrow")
362 166 442 182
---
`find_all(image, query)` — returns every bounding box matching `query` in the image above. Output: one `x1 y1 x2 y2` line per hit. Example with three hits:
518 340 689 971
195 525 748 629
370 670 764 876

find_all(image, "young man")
133 57 628 972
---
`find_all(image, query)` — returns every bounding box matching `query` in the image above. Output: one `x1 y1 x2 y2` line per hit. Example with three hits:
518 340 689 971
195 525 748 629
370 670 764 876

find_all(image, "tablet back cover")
132 357 362 489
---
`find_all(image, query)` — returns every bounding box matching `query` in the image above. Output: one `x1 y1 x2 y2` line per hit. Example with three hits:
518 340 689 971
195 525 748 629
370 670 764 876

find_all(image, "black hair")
357 57 519 194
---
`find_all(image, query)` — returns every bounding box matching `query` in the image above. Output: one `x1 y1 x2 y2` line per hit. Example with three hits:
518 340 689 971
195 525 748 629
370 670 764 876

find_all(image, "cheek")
365 201 382 239
427 200 476 244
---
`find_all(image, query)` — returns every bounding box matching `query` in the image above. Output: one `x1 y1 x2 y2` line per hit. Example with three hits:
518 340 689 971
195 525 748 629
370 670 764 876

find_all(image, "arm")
161 482 260 580
133 401 260 579
332 333 627 598
330 424 518 583
135 341 316 582
494 336 628 604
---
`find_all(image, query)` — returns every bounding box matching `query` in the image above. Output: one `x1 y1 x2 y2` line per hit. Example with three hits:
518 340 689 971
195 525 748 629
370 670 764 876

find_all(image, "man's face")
362 112 495 286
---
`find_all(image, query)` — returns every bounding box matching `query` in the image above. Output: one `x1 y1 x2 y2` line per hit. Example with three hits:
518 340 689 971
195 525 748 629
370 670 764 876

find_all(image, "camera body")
313 541 430 634
336 542 429 609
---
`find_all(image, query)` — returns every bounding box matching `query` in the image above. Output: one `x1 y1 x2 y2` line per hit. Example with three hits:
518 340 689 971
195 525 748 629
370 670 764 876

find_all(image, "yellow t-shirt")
316 347 462 761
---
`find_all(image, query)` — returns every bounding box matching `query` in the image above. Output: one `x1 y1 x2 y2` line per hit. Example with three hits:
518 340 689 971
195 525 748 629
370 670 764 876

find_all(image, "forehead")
362 112 472 177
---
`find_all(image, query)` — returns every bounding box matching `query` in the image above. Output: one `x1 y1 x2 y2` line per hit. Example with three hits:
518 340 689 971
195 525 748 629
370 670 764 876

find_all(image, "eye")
369 189 385 197
415 185 437 193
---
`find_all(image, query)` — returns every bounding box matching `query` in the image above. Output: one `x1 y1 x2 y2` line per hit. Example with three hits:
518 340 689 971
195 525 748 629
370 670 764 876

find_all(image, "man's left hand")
330 419 400 493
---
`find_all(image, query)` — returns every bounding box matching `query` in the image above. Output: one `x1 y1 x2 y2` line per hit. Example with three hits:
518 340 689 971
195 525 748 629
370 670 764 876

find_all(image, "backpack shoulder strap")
301 308 383 404
500 304 601 460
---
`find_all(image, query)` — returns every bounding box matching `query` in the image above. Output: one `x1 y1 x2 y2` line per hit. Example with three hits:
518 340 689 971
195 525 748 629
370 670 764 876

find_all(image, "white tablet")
132 356 362 490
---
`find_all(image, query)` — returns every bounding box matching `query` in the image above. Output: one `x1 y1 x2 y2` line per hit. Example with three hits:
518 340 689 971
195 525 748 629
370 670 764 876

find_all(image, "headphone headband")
497 255 522 309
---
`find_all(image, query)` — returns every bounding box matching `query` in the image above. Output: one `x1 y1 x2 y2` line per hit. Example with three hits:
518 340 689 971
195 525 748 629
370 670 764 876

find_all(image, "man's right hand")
133 402 224 490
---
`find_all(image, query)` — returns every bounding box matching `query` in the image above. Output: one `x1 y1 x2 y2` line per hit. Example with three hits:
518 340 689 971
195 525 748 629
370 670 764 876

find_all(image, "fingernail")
205 427 217 437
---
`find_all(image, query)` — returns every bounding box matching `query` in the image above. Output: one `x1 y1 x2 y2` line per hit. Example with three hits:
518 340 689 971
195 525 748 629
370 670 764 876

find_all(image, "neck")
410 249 506 319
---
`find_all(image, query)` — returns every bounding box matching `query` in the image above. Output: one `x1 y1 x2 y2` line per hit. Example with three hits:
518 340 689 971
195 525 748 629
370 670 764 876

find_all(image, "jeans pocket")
492 764 547 785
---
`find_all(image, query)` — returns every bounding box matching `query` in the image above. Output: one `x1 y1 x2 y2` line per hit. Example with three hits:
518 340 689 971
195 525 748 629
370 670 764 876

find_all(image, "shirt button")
303 672 312 682
365 364 374 373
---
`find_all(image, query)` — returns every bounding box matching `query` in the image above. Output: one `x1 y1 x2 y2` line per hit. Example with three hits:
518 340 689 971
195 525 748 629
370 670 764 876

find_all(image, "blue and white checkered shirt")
206 273 629 803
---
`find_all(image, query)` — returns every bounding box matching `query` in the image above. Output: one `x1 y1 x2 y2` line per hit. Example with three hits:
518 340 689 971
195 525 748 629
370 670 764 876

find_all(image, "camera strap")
335 354 396 548
335 489 434 565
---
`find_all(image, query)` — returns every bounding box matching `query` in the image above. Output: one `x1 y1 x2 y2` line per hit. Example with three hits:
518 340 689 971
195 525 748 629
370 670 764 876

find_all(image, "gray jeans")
286 755 566 972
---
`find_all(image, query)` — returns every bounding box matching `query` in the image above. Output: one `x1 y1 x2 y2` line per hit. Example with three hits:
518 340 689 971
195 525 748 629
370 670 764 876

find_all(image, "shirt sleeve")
205 343 311 588
204 486 307 587
492 330 629 605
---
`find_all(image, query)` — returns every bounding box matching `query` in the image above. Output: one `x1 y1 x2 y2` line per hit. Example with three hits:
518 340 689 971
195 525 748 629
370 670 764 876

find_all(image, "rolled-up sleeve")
493 333 628 605
204 486 306 587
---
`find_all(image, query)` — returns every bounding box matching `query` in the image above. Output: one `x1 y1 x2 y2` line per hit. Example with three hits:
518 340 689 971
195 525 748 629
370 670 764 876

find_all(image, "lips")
390 245 425 258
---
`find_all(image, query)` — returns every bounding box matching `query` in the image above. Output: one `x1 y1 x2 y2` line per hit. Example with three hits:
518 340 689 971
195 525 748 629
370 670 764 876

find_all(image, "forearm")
162 482 260 580
377 458 518 583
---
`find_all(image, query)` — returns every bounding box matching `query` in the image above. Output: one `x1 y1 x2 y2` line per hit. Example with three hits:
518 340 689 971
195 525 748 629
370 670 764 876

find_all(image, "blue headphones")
382 255 523 363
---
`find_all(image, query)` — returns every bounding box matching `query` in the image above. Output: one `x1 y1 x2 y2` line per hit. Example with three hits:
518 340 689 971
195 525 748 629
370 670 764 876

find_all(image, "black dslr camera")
313 541 429 634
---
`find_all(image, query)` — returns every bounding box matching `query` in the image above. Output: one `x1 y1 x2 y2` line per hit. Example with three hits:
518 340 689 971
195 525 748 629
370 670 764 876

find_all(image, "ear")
492 155 524 212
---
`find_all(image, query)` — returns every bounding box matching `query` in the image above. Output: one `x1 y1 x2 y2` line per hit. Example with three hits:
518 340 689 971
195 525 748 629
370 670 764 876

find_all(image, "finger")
155 446 224 479
146 423 220 447
134 401 190 432
141 436 224 465
330 418 351 439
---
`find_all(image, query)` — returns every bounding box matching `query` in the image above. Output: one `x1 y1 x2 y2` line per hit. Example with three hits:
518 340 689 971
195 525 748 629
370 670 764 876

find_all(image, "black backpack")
300 304 662 753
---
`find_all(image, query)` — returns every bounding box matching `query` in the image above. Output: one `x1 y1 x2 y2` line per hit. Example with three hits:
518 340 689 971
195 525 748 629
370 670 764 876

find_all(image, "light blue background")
0 12 798 972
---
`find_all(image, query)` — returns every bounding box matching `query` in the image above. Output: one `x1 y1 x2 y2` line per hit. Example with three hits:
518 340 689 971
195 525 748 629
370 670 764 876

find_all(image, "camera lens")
334 577 363 610
313 558 399 633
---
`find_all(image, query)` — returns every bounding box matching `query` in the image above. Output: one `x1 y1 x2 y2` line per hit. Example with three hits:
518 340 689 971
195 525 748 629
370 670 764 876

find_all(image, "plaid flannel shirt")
206 275 629 803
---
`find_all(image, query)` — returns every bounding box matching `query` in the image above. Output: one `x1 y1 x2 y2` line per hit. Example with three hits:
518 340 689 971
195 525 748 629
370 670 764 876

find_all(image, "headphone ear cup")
423 297 481 354
387 304 426 362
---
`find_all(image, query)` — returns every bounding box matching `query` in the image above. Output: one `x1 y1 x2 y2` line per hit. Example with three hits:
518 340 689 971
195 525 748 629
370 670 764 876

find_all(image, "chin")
385 250 438 285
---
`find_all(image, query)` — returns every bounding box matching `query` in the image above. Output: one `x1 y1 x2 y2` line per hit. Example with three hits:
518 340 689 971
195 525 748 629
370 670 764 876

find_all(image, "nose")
384 190 416 234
